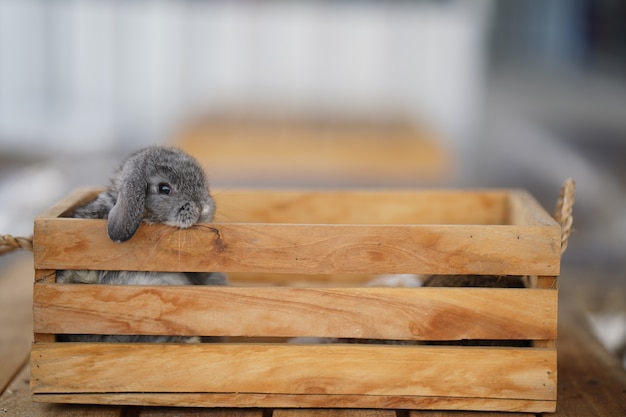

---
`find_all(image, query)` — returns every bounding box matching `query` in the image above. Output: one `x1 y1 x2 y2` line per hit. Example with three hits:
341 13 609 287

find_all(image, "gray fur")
58 146 227 342
71 147 216 231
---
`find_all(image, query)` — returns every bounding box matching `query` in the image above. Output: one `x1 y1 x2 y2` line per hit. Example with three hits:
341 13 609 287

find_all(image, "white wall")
0 0 491 156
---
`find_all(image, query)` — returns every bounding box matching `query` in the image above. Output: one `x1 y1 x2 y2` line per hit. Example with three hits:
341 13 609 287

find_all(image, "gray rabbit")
57 146 227 342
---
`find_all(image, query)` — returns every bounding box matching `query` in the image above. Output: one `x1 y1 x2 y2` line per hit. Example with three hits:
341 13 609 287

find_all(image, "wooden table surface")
1 253 624 416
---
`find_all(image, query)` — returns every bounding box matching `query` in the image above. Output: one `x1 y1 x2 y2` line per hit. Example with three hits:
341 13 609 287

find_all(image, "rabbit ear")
107 172 147 242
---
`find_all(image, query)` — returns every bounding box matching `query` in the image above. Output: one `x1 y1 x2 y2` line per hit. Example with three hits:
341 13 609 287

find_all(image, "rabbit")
421 274 524 288
57 146 227 342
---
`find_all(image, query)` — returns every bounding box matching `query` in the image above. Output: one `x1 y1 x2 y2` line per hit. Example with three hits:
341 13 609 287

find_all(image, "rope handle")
554 178 575 255
0 234 33 255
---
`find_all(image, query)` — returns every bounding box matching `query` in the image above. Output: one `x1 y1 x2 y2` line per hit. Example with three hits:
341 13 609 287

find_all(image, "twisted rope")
0 234 33 255
554 178 575 255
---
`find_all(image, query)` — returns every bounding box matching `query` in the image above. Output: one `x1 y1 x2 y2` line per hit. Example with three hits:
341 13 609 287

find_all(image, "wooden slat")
533 276 558 349
38 187 513 225
30 392 555 413
1 364 125 416
33 187 560 276
36 187 103 219
33 269 57 343
33 285 557 341
33 220 560 276
508 189 559 227
31 343 556 402
211 189 509 225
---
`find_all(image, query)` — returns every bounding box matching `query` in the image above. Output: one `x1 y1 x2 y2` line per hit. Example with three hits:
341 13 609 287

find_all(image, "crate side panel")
36 187 103 219
34 220 561 276
213 189 510 225
34 285 557 341
38 188 512 225
508 190 559 227
31 392 556 413
31 343 556 401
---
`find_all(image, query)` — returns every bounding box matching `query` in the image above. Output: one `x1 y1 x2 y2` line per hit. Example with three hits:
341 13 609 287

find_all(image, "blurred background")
0 1 624 363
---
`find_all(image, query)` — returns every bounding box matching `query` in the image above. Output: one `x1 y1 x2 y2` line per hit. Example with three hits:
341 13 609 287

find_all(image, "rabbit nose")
175 202 200 225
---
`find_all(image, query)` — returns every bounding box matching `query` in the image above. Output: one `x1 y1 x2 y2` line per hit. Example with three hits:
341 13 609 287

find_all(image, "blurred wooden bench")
171 118 451 187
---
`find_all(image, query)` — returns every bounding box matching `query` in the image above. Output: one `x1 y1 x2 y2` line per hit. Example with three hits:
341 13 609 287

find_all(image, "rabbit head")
107 146 215 242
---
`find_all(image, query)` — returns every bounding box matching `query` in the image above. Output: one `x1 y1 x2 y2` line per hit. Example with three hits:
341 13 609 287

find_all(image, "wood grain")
508 190 560 227
28 187 562 414
33 269 57 343
532 276 558 349
36 187 103 219
30 343 556 400
30 392 555 413
2 364 125 416
33 220 560 276
211 189 509 225
33 284 557 341
34 188 560 276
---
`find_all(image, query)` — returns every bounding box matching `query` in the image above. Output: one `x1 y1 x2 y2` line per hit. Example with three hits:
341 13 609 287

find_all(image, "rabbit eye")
158 183 172 195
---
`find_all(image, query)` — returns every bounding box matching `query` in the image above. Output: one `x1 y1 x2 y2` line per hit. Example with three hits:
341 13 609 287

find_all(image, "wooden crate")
30 187 565 413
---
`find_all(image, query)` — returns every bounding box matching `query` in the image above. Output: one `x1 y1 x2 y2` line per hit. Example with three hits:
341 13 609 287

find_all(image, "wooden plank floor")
1 255 624 416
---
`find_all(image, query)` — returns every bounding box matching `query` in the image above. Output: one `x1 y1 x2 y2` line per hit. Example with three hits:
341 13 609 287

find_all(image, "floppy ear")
107 173 147 243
